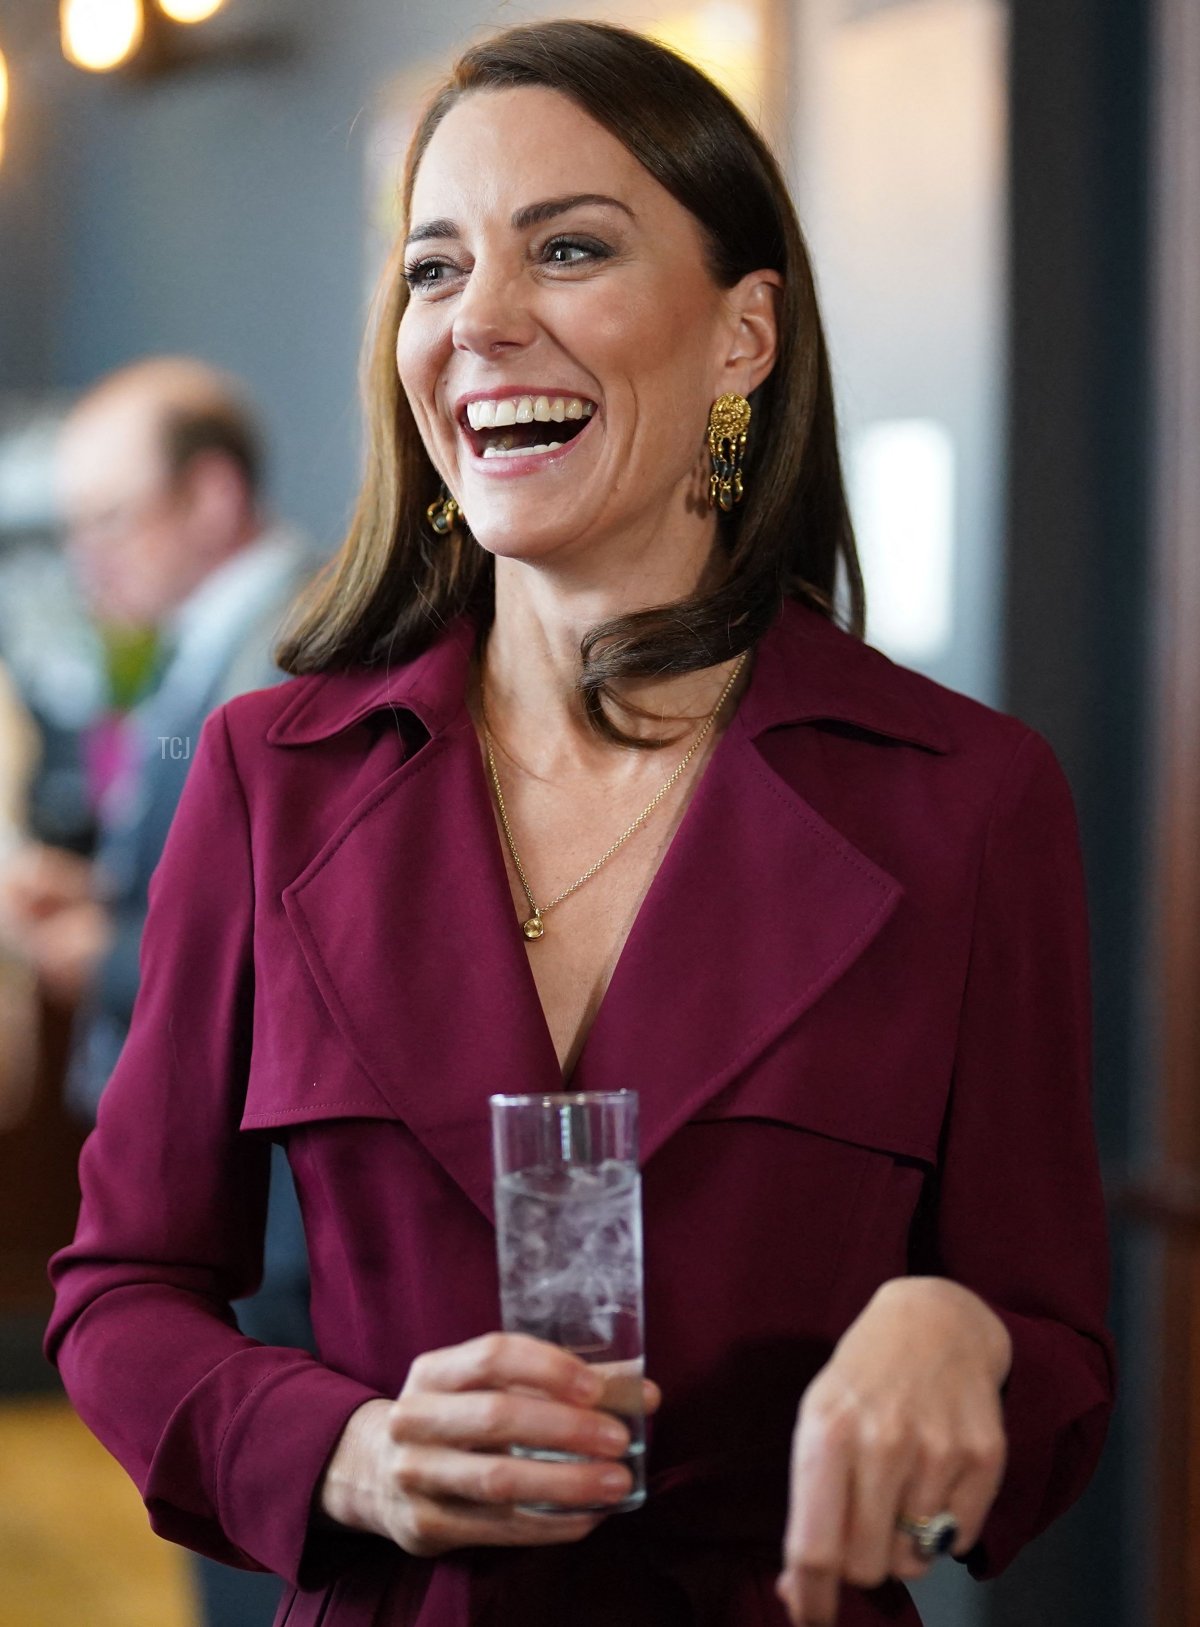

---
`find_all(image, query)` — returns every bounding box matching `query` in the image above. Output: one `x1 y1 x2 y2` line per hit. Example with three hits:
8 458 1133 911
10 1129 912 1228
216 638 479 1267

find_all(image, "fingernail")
601 1468 630 1493
597 1421 628 1450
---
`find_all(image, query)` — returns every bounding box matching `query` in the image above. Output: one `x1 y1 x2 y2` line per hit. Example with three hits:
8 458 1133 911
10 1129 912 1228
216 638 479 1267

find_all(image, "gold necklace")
481 650 748 941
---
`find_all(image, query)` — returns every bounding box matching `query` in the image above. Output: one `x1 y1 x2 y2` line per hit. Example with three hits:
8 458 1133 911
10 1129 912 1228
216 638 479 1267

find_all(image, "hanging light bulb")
61 0 145 74
0 50 8 173
157 0 226 20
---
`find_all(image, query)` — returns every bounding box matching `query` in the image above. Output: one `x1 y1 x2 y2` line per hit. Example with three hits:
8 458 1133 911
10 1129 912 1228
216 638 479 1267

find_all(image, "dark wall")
993 2 1152 1625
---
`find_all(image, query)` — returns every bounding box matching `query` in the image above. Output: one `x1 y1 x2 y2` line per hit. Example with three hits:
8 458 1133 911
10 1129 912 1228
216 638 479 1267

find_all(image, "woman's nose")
451 264 538 356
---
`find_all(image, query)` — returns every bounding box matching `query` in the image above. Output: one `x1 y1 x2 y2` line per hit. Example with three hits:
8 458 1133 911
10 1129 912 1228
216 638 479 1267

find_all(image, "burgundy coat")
45 596 1116 1627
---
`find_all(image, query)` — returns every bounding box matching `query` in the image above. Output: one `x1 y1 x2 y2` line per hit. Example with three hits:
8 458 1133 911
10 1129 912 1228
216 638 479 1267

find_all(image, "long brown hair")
276 19 865 745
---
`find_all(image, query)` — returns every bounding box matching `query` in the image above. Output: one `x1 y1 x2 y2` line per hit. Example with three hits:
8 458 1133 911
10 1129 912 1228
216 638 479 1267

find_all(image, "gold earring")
707 393 751 511
426 485 462 535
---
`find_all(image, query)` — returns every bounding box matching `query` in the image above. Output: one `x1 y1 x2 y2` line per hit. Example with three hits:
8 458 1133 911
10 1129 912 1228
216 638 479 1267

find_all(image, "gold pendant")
522 914 545 941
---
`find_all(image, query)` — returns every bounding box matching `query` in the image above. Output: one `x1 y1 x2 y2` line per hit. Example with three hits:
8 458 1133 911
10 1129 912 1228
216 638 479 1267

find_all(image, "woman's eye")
402 259 455 290
543 237 609 266
401 238 609 294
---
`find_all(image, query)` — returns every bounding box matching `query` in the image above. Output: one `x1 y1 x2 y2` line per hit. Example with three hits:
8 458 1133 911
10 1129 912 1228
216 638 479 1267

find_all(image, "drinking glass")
489 1089 646 1514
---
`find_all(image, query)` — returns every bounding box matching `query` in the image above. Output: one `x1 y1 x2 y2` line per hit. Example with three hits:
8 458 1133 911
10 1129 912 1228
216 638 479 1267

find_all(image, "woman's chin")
465 517 591 567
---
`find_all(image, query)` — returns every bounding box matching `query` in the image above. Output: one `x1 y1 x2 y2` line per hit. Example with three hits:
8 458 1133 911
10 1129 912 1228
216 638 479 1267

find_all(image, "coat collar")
265 597 953 756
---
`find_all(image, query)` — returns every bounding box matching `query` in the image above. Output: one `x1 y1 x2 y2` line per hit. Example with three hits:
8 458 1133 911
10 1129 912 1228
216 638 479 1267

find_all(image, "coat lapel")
569 711 904 1164
282 709 560 1226
277 600 945 1224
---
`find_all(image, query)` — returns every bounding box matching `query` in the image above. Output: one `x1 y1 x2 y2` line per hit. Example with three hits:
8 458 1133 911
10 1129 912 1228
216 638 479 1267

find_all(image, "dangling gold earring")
426 485 462 535
706 393 752 511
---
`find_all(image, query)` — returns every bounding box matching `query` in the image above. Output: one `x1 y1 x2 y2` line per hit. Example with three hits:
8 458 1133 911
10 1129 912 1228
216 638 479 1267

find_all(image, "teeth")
481 441 564 459
465 395 595 431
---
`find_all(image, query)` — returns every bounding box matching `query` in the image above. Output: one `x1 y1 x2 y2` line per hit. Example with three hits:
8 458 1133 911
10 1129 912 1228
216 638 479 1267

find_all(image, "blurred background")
0 1 1196 1625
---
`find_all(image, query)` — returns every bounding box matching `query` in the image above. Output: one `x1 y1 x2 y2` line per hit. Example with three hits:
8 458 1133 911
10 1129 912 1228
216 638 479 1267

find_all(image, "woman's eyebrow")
404 193 635 249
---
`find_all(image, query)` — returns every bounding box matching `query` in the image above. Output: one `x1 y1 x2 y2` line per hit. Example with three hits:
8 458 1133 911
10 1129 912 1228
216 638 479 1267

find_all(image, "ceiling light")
157 0 227 21
61 0 145 74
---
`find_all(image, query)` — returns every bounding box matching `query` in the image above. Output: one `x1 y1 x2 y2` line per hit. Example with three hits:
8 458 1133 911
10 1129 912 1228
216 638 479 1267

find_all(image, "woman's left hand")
776 1276 1013 1627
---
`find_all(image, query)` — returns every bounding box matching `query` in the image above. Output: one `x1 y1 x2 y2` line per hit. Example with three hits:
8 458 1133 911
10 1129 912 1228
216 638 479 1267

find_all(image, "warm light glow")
646 2 765 125
61 0 144 73
0 47 8 172
156 0 226 21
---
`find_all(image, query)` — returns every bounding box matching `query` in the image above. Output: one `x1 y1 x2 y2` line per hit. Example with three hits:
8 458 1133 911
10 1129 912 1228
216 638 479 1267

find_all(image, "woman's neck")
477 540 746 781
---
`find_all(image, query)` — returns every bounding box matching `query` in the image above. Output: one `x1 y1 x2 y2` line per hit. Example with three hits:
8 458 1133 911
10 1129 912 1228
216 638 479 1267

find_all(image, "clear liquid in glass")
496 1159 646 1513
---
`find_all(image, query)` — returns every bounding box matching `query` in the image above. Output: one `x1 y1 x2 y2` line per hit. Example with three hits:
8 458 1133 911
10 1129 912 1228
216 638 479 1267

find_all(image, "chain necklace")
481 650 748 942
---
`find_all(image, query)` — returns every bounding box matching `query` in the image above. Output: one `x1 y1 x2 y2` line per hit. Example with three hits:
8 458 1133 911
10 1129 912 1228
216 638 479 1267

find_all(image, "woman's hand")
319 1332 661 1557
776 1277 1013 1627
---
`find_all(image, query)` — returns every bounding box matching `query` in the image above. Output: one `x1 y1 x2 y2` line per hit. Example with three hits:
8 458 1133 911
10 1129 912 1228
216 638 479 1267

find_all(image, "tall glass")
489 1090 646 1514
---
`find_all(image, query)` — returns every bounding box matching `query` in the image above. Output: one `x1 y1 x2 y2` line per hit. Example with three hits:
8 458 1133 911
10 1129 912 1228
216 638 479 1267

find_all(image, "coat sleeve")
44 707 388 1587
910 727 1117 1579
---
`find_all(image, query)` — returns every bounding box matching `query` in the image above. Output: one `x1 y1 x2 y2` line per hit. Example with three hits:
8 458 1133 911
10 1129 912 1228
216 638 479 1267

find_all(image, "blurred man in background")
2 357 314 1078
0 355 317 1627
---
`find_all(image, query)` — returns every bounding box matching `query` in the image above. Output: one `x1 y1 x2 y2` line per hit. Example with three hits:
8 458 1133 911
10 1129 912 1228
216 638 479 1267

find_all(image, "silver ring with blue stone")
895 1510 959 1561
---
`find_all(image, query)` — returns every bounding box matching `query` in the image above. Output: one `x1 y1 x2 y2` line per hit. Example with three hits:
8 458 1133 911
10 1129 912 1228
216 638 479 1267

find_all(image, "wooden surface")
0 1394 197 1627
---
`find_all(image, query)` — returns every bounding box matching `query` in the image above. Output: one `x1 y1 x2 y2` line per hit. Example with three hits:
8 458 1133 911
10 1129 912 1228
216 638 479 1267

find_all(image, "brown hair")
276 18 864 745
163 402 264 499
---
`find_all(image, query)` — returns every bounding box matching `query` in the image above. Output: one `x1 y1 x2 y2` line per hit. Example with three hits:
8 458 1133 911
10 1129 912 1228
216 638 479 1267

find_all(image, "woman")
45 20 1115 1627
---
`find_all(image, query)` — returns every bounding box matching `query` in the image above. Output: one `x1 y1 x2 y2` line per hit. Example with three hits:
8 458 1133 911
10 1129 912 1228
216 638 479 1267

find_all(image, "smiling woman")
45 19 1115 1627
392 85 785 624
275 22 859 745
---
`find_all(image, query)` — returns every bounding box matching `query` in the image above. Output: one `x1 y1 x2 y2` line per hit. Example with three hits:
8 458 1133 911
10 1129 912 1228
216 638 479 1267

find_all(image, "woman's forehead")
408 87 653 218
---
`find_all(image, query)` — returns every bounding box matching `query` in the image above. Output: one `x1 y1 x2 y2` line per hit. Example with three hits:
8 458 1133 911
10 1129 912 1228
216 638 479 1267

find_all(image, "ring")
895 1510 959 1562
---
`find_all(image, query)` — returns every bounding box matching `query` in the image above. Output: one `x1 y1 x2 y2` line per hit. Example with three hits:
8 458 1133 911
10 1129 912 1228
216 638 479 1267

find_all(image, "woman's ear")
720 270 784 397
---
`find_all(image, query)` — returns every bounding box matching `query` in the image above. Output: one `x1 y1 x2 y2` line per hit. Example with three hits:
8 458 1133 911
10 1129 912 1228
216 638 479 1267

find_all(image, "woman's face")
396 85 774 569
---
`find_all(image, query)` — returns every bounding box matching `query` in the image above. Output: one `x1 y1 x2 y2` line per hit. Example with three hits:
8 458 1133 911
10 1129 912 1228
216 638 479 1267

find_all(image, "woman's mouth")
458 393 597 469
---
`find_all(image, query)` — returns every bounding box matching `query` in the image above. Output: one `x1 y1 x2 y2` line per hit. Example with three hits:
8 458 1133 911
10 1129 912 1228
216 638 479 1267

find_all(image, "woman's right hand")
318 1332 660 1557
